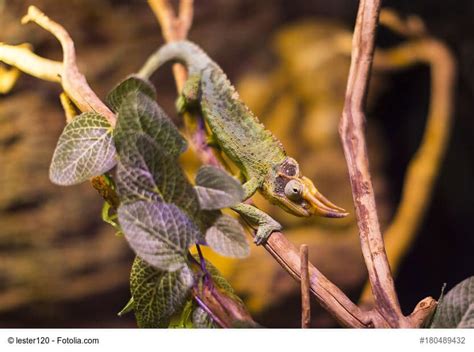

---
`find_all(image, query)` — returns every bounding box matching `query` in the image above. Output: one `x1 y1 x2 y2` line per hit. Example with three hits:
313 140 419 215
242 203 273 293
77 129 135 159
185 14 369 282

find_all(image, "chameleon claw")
253 235 265 246
253 218 283 245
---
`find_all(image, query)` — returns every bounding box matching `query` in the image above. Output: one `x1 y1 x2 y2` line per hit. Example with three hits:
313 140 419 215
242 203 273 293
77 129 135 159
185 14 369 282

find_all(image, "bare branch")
338 0 408 327
338 1 439 327
300 244 311 328
359 36 455 306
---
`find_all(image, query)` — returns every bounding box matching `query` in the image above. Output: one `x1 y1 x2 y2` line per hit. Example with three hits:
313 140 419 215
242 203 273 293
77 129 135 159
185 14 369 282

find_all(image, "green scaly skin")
138 40 347 245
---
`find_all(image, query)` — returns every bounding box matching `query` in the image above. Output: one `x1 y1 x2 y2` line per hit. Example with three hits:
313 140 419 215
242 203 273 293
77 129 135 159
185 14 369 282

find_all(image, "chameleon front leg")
176 73 201 114
231 178 282 245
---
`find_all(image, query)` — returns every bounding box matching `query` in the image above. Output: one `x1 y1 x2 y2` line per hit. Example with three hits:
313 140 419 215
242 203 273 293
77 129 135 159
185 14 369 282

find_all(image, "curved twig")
359 37 455 306
5 6 116 126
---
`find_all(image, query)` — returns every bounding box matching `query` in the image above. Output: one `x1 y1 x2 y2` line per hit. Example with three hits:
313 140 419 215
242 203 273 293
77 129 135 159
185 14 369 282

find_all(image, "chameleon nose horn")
300 176 348 218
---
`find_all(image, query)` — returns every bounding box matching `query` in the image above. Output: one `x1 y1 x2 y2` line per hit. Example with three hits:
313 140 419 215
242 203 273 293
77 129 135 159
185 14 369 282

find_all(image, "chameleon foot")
253 218 282 245
231 202 282 246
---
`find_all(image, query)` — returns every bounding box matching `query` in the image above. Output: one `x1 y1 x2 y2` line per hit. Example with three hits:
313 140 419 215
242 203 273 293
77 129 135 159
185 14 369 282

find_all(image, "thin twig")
264 232 370 327
300 244 311 328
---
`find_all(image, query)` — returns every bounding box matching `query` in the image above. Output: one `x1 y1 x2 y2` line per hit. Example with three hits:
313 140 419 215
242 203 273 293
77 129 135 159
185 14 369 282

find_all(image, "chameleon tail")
138 40 209 79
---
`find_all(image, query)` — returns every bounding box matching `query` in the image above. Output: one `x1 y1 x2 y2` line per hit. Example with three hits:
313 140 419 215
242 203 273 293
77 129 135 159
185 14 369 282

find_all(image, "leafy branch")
1 1 469 329
0 5 254 328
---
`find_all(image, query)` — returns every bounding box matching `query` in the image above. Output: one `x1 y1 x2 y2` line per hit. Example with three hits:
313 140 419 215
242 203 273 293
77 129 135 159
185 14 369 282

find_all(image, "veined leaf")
192 307 216 328
114 91 186 156
205 214 249 258
131 256 194 328
194 165 244 210
168 300 195 328
430 276 474 328
205 259 239 298
116 135 199 217
106 75 157 112
118 201 199 271
49 112 116 186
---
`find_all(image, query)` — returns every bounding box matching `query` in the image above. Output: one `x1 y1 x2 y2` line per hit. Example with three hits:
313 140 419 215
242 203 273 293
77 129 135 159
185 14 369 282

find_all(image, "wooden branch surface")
339 0 407 327
300 245 311 328
360 36 456 305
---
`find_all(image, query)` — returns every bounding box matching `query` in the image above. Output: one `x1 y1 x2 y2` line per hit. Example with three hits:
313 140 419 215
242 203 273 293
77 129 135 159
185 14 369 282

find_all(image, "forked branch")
0 6 115 125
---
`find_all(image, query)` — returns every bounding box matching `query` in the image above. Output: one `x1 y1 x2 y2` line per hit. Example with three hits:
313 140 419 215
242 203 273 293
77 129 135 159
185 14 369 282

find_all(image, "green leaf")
194 166 245 210
131 256 194 328
192 307 216 328
49 112 116 185
430 276 474 328
114 91 186 156
118 200 199 271
116 135 199 217
168 300 195 328
205 214 249 258
106 75 157 112
117 297 134 317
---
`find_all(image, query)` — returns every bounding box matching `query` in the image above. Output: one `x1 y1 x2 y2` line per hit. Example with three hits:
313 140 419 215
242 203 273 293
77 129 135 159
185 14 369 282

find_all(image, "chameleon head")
262 157 348 218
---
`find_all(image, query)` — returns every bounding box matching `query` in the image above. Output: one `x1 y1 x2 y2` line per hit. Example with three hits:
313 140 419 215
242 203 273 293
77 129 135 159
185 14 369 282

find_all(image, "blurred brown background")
0 0 473 327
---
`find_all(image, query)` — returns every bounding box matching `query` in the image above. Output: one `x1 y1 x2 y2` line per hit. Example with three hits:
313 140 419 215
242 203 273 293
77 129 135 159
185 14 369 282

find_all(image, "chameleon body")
138 40 347 244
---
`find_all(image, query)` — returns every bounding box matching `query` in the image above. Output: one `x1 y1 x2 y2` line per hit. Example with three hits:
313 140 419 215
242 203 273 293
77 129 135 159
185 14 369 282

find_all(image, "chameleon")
138 40 348 245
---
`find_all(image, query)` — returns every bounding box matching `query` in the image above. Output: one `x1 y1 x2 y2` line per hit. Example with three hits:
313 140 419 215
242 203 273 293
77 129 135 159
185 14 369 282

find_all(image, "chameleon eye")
284 180 303 201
